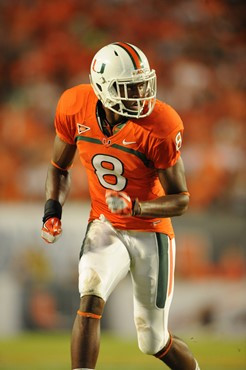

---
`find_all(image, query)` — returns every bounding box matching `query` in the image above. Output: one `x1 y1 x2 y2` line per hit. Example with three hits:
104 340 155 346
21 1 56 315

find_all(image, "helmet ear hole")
96 83 102 92
109 82 118 97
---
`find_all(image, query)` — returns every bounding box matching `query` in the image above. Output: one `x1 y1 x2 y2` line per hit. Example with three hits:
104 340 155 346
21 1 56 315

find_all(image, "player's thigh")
78 219 130 302
130 232 176 353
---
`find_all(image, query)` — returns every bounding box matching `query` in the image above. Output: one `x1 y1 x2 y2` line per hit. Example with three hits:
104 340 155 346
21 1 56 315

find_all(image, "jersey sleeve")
146 104 184 169
54 91 76 145
149 127 184 169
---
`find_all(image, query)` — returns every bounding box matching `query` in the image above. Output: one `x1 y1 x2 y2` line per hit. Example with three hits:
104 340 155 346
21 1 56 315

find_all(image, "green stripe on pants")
156 233 169 309
79 222 92 259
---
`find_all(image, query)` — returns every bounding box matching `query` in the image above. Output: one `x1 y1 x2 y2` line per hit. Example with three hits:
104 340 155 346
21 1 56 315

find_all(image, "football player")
41 42 200 370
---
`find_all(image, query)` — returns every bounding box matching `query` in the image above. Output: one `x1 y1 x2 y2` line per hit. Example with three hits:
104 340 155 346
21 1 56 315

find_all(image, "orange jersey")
54 84 184 238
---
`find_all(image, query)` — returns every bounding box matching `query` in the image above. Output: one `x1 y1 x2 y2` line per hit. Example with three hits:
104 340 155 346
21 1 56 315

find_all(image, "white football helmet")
89 42 156 118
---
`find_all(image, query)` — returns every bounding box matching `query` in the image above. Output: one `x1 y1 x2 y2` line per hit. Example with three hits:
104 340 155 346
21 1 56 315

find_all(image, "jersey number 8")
92 154 127 191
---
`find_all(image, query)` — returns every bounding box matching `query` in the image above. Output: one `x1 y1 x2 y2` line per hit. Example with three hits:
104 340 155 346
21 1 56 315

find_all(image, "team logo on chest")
77 123 90 134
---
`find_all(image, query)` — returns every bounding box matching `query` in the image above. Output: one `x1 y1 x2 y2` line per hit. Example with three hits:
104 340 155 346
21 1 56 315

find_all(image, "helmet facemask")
106 70 156 118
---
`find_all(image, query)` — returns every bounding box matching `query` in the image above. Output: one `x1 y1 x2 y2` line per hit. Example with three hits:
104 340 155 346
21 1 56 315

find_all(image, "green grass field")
0 331 245 370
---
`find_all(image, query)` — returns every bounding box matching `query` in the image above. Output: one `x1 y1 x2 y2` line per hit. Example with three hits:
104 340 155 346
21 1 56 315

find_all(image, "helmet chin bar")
106 97 155 118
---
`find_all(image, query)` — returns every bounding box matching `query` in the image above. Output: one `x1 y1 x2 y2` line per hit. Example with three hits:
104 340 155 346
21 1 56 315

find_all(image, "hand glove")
41 217 62 243
105 190 141 216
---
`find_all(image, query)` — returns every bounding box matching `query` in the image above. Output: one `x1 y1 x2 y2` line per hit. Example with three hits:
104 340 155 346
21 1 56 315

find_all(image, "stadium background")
0 0 245 369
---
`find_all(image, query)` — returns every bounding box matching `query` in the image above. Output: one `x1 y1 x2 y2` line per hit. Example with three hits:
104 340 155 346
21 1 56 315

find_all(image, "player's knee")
79 267 103 297
137 334 160 355
135 316 168 355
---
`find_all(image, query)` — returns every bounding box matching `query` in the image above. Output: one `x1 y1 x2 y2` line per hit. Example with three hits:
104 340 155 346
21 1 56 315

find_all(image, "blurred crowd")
0 0 245 215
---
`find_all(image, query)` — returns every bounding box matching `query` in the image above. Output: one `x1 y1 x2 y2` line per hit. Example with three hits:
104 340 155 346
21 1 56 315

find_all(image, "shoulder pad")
58 84 96 115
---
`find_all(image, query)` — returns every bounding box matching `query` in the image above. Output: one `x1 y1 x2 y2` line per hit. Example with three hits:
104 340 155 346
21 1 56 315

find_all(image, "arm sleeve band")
51 160 73 171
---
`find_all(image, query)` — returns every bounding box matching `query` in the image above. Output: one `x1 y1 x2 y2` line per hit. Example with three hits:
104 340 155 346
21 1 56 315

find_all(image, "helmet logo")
92 59 106 74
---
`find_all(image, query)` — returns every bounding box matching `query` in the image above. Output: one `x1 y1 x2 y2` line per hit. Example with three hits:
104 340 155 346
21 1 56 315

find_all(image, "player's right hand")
41 217 62 244
105 190 133 215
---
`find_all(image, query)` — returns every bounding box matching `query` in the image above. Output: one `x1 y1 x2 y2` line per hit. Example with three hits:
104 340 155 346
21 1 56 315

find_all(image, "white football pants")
78 215 176 355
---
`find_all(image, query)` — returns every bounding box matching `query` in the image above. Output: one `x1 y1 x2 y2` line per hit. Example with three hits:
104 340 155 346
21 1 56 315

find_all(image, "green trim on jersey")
75 136 151 167
156 233 169 309
75 136 102 145
111 143 151 167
